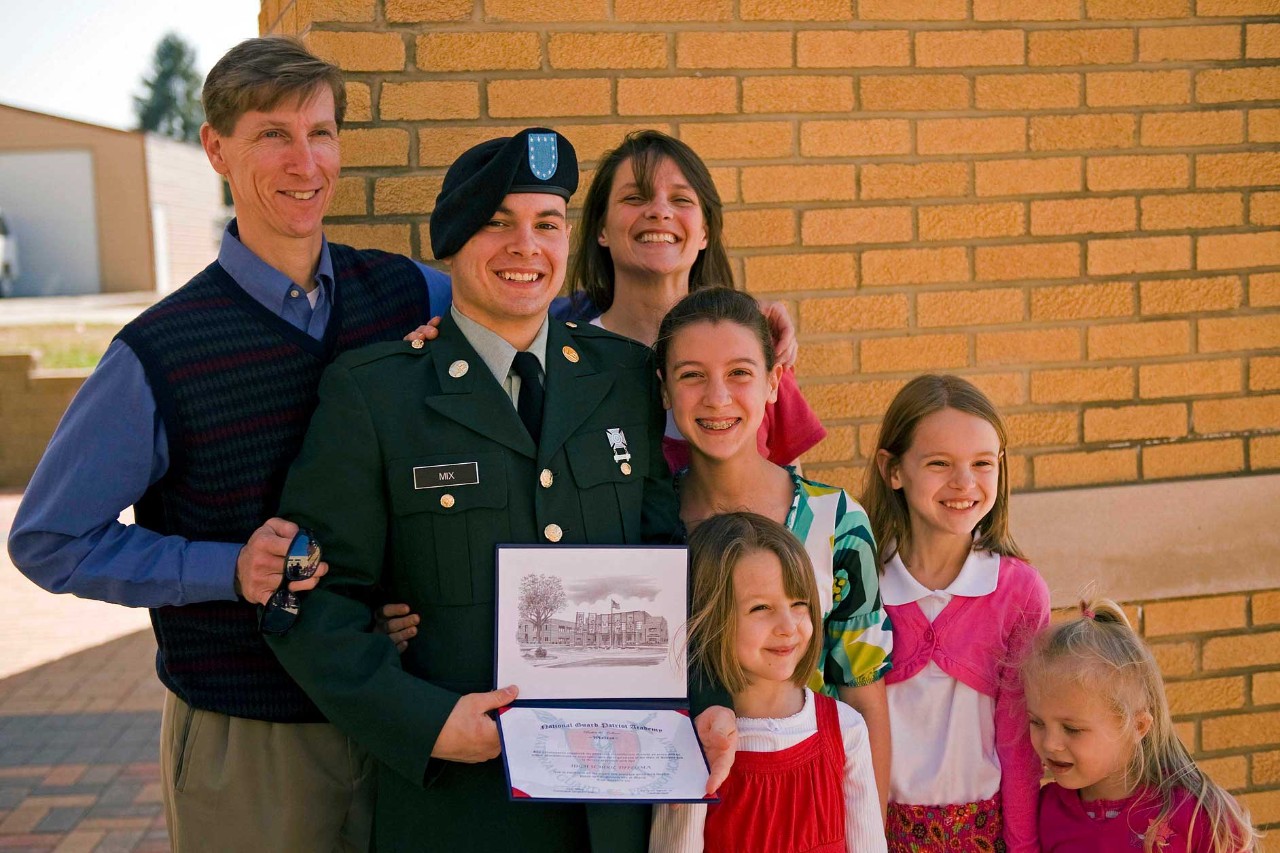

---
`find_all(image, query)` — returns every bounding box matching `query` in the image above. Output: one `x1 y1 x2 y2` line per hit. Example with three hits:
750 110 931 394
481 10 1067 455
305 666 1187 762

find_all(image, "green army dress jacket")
267 313 681 852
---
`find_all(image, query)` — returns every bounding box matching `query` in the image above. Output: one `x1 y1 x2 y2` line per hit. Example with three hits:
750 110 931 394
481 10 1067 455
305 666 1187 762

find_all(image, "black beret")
430 127 578 260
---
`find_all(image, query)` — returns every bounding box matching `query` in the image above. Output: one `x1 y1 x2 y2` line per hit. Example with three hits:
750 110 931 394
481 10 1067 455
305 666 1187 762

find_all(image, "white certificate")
497 706 712 803
495 546 688 702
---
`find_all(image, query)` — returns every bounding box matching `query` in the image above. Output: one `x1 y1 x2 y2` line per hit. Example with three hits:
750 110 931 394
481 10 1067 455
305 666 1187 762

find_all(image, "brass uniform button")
620 462 632 476
411 339 424 350
562 346 579 363
544 523 563 543
448 360 469 378
539 469 554 488
440 494 455 508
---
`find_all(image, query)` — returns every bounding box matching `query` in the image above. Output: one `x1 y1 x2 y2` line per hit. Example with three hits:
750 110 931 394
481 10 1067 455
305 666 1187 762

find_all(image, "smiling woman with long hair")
561 130 825 472
568 130 732 326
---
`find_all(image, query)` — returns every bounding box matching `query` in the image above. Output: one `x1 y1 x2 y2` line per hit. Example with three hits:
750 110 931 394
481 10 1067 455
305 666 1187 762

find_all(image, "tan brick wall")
0 356 88 489
1093 589 1280 831
261 0 1280 496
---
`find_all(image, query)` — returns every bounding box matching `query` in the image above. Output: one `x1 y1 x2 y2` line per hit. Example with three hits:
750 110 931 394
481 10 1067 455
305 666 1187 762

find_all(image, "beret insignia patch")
527 132 559 181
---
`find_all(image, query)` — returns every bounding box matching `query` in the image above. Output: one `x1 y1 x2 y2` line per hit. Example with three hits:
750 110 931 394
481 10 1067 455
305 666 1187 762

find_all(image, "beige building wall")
0 105 155 294
143 135 226 292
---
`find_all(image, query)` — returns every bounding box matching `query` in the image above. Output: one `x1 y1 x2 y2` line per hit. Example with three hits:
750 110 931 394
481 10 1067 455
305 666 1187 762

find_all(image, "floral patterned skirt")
885 793 1004 852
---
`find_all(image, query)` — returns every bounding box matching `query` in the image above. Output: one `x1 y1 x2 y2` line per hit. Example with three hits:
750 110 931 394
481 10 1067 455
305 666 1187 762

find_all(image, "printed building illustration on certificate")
516 610 669 649
572 608 669 649
515 570 675 669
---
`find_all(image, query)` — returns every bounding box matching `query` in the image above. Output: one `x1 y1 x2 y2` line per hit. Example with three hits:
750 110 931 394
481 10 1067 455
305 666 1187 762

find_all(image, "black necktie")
512 351 544 443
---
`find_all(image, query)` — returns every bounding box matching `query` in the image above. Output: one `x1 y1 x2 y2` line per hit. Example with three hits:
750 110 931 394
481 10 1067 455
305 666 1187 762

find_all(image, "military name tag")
413 462 479 490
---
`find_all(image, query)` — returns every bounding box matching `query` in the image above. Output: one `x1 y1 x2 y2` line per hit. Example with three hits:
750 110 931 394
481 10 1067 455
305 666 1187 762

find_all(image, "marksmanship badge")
606 428 631 463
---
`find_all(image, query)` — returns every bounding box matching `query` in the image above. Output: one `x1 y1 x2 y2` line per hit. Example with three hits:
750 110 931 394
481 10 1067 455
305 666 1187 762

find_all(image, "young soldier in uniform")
267 129 730 852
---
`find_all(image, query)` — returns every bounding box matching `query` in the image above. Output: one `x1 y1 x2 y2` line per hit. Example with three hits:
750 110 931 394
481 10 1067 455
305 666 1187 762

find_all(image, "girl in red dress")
649 512 885 853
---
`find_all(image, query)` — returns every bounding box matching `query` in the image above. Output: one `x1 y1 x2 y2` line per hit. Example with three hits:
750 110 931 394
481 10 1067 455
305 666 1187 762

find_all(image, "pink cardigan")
884 555 1050 853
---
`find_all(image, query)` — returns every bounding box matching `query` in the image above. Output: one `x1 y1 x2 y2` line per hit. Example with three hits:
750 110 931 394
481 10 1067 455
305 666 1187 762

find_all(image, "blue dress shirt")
7 222 452 608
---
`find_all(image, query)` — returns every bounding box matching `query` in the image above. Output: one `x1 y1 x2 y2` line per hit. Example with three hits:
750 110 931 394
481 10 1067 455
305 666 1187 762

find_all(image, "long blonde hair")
860 373 1024 567
1022 600 1257 852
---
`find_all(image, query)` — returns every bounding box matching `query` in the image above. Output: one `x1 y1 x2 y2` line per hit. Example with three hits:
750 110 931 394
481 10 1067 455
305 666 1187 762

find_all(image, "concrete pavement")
0 294 155 328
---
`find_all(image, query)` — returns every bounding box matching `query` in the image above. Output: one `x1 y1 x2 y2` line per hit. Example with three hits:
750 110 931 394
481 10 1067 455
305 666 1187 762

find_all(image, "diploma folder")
493 545 716 804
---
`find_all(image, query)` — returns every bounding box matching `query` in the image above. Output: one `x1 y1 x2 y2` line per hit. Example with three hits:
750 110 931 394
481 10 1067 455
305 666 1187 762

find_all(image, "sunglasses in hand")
260 528 322 636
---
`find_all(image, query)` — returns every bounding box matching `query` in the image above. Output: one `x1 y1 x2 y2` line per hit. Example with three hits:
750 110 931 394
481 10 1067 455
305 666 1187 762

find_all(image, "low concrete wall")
1015 473 1280 607
0 354 87 488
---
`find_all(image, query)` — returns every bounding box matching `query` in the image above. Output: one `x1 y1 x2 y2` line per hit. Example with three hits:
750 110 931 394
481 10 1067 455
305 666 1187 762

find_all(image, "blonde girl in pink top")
1024 599 1256 853
862 374 1049 852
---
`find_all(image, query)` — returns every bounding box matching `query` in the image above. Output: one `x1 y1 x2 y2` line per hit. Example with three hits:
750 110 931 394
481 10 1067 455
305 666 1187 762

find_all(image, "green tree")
133 33 205 143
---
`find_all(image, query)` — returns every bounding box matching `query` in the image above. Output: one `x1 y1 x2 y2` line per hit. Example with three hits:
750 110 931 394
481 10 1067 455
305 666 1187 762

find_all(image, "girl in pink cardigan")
861 375 1049 853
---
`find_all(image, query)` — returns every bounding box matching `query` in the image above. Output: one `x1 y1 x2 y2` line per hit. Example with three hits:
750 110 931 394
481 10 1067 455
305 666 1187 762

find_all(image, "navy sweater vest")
116 244 429 722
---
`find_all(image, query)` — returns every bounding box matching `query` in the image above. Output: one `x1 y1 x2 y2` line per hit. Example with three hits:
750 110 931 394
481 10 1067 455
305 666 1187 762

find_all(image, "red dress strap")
704 693 846 853
814 690 844 763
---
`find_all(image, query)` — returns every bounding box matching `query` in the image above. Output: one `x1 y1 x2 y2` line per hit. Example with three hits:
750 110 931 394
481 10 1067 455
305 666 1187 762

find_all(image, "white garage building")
0 102 226 297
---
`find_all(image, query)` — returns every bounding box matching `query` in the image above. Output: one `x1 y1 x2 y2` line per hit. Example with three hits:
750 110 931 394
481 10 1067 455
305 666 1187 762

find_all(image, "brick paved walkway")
0 633 167 852
1 493 167 852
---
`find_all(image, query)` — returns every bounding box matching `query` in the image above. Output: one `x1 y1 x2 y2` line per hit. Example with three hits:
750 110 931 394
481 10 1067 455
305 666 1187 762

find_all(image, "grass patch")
0 324 121 369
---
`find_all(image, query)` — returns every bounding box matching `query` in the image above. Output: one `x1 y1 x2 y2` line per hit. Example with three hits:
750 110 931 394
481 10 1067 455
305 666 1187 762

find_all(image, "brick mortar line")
344 64 1280 76
339 121 1269 144
307 20 1280 31
319 215 1275 245
391 63 1279 73
340 70 1280 89
334 144 1280 165
331 188 1266 208
1166 671 1280 685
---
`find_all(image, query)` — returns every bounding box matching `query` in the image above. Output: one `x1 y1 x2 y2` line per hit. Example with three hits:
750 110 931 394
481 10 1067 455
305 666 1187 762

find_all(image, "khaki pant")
160 690 374 852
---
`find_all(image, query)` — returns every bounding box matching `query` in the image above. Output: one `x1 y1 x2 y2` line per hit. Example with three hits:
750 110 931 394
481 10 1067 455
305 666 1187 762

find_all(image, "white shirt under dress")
882 548 1003 807
649 688 887 853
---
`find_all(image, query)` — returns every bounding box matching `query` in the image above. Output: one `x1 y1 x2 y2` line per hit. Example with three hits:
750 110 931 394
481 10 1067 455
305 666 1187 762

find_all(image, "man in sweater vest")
7 37 444 851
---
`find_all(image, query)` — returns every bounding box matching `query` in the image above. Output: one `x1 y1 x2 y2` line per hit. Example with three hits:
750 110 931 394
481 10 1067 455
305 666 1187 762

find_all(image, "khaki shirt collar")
451 305 549 389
